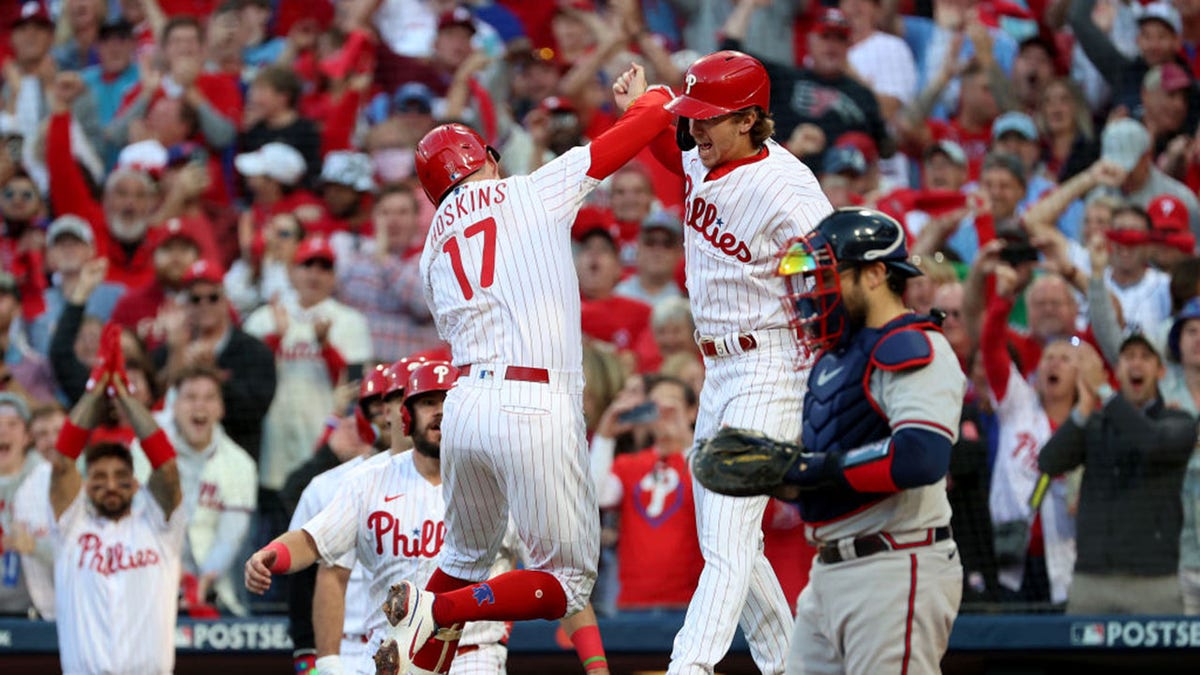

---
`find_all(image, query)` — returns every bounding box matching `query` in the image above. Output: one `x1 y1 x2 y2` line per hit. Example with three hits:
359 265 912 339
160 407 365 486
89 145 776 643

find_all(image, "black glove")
691 427 815 497
676 117 696 151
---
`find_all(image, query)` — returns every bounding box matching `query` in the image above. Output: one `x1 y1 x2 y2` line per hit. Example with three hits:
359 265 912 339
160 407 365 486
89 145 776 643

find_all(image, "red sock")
430 570 567 625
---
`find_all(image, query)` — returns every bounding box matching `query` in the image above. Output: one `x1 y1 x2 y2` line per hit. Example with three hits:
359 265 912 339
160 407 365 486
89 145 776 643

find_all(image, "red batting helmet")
665 50 770 120
401 362 459 435
383 355 431 400
355 364 390 445
415 123 500 205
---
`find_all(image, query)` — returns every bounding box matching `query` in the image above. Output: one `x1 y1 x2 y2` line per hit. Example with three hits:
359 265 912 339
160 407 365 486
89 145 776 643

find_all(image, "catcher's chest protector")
799 313 936 521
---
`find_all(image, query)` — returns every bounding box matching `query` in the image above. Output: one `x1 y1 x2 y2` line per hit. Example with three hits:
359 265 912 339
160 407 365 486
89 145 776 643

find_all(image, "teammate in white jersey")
48 368 184 675
357 64 676 674
640 50 835 674
246 362 515 674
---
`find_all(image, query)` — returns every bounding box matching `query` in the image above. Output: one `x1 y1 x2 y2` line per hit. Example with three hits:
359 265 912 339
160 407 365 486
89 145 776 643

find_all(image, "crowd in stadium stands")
3 0 1200 633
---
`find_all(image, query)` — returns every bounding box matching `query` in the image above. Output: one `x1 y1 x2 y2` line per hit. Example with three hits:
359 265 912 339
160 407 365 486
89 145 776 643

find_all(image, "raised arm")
980 261 1020 403
589 66 675 180
1067 0 1132 90
50 369 115 519
112 377 180 516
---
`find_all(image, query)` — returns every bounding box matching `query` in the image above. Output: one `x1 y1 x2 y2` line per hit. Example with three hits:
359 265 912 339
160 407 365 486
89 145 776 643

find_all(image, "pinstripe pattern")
440 372 600 615
670 141 831 675
300 452 509 674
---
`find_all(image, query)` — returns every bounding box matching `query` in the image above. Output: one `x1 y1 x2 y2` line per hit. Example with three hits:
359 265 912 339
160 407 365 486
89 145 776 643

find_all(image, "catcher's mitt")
691 426 808 497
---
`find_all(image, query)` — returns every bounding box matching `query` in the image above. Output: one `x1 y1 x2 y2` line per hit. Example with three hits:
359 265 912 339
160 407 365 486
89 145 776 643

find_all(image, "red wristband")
140 429 176 469
56 420 90 460
263 541 292 574
569 624 607 671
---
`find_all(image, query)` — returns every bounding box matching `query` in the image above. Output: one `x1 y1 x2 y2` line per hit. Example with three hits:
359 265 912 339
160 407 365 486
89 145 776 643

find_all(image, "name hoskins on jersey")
680 140 834 337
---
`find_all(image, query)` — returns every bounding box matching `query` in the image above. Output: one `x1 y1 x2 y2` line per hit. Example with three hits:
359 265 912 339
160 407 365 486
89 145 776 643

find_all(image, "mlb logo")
175 625 194 648
1070 623 1105 646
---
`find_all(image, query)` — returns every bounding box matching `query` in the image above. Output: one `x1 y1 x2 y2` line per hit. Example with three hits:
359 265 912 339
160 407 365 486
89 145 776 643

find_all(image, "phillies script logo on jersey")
76 533 161 575
683 176 751 262
367 513 445 558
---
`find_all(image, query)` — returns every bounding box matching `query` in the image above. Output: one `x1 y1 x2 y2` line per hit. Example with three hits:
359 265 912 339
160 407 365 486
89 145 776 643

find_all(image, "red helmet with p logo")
665 50 770 120
401 362 459 435
415 123 500 205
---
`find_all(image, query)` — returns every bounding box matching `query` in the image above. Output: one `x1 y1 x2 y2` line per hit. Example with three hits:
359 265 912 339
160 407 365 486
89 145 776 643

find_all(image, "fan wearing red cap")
643 38 839 675
1101 204 1174 333
1146 194 1196 269
107 220 203 352
241 234 372 495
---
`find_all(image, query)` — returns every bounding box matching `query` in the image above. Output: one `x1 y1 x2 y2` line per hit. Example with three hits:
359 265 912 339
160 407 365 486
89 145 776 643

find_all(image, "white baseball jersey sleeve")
679 139 834 336
419 146 598 370
54 490 186 675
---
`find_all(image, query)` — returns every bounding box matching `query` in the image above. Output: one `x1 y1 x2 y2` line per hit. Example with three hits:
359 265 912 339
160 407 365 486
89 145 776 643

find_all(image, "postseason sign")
1070 620 1200 648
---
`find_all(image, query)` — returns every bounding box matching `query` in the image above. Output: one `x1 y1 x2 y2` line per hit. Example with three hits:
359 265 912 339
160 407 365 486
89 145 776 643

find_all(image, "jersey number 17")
443 217 497 300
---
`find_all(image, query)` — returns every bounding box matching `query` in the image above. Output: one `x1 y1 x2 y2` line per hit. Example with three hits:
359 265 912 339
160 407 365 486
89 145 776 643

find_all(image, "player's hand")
612 62 647 112
245 549 277 594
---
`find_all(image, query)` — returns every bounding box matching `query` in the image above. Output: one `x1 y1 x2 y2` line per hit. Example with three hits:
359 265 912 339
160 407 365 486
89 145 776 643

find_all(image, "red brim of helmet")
664 94 734 120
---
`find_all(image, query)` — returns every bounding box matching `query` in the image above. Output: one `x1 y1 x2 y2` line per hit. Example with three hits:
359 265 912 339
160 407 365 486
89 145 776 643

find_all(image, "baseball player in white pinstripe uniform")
354 65 674 675
246 362 513 674
644 51 835 674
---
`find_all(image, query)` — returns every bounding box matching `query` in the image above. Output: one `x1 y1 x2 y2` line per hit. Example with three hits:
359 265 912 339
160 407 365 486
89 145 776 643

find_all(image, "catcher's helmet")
401 362 459 435
355 364 390 445
777 208 921 361
665 50 769 120
415 123 500 205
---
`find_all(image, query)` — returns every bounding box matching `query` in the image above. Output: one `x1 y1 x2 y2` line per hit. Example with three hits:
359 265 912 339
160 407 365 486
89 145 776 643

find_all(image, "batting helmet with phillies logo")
402 362 459 435
383 354 433 401
355 364 391 444
415 123 501 205
665 50 770 120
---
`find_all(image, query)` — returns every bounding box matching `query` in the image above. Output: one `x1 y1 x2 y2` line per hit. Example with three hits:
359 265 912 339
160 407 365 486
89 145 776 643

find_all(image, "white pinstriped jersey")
11 460 53 619
679 139 833 336
54 491 185 675
419 146 596 371
290 454 374 638
302 452 506 648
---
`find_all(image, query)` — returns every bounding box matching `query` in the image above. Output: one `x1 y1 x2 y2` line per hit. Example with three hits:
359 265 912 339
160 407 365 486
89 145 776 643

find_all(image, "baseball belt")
817 526 952 565
459 365 550 383
696 332 759 357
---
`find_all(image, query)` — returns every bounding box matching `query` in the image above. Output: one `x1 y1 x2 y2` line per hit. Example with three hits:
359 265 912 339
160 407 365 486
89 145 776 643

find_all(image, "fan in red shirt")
902 61 999 181
594 375 704 610
575 211 653 360
109 219 203 352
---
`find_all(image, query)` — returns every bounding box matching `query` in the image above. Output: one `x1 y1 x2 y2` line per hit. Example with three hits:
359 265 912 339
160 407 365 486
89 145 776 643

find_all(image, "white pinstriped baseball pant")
669 332 803 674
437 368 600 616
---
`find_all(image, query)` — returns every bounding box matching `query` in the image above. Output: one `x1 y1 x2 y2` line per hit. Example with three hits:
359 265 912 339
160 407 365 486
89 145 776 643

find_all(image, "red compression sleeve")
981 296 1015 403
586 88 675 180
320 344 347 382
570 624 608 672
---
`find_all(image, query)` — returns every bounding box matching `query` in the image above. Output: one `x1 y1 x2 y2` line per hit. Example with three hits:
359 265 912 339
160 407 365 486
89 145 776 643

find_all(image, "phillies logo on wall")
367 513 445 558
